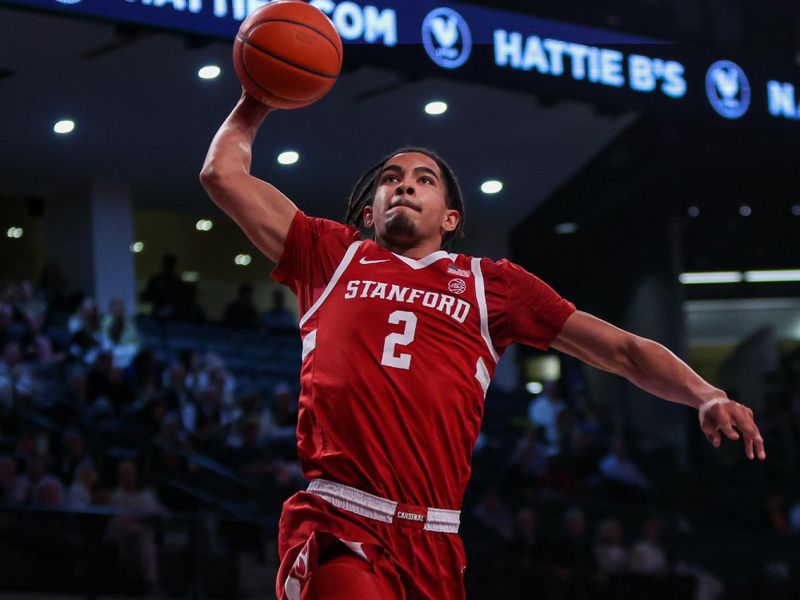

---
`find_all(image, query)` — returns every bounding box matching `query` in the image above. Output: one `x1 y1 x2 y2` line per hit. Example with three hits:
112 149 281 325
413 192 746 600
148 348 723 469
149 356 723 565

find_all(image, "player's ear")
363 205 374 228
442 209 460 233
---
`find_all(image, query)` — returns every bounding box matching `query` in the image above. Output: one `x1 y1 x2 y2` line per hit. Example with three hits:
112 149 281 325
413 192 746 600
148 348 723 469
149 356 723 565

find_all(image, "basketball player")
200 93 766 600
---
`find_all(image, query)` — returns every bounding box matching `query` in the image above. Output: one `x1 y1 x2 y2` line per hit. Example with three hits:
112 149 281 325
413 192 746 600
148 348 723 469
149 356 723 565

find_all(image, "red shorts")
276 489 467 600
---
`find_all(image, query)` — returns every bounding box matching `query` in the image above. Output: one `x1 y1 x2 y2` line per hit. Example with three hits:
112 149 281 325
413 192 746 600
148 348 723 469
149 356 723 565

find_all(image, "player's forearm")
200 95 273 182
621 336 726 410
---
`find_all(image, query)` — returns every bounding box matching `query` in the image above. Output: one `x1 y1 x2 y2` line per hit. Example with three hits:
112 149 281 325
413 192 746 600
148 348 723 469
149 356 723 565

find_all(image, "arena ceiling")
0 3 638 260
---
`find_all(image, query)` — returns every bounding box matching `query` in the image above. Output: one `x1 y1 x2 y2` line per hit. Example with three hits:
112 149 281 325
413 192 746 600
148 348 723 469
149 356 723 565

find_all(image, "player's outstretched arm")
200 93 298 263
550 310 766 461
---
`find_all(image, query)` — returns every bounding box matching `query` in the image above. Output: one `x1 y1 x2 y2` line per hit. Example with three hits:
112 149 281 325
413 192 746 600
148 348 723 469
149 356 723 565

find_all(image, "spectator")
0 303 14 349
225 417 275 477
194 388 229 449
101 297 141 368
527 381 567 456
223 283 261 330
14 279 47 331
67 297 103 365
32 476 65 507
177 348 203 397
160 361 195 414
598 437 651 492
508 427 549 487
507 507 541 567
494 508 546 599
594 517 630 576
28 332 61 369
0 455 26 503
236 390 275 446
202 352 236 407
107 460 165 588
545 506 594 572
0 340 34 408
262 288 297 332
86 351 134 417
125 348 160 398
60 366 89 419
66 460 98 509
56 429 89 485
472 488 515 543
16 454 64 506
37 261 69 315
630 516 669 576
140 253 187 321
269 382 298 457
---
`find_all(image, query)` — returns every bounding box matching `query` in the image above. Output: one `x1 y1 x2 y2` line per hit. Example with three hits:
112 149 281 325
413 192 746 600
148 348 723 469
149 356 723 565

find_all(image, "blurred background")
0 0 799 598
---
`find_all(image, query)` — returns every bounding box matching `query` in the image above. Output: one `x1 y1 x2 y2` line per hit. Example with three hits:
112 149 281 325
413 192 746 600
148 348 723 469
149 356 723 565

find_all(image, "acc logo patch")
448 278 467 294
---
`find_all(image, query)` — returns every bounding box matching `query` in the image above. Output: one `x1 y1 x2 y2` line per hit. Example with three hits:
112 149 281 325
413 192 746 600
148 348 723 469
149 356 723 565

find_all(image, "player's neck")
377 237 443 260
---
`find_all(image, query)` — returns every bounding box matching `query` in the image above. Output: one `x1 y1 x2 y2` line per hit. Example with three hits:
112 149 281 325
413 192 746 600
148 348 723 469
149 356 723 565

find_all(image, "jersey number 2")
381 310 417 370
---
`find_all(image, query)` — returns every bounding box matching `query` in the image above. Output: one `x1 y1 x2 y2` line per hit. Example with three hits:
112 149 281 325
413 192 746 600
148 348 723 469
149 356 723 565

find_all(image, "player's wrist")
235 93 276 127
697 397 732 421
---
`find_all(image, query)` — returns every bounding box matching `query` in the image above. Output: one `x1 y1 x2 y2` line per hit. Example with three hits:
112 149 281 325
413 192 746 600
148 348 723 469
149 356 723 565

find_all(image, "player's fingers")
720 422 739 441
734 408 766 460
740 420 767 460
705 430 721 448
743 432 755 460
754 435 767 461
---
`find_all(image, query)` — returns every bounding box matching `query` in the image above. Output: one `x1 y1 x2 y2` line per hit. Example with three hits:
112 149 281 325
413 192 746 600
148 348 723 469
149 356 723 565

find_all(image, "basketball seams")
242 18 342 64
239 46 331 106
237 34 338 80
233 1 342 109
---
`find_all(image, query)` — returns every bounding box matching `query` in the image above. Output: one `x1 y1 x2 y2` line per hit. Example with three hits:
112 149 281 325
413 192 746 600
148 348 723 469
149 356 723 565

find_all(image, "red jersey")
273 211 575 511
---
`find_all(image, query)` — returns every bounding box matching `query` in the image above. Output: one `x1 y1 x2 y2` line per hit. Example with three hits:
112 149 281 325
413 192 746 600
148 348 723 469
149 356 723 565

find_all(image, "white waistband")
306 478 461 534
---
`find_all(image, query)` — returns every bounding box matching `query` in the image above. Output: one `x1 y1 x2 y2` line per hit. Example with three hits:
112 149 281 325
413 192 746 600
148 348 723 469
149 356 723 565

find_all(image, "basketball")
233 1 343 109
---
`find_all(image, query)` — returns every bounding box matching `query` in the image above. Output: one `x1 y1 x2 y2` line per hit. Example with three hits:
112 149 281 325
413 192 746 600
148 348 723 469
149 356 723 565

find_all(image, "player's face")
364 152 460 251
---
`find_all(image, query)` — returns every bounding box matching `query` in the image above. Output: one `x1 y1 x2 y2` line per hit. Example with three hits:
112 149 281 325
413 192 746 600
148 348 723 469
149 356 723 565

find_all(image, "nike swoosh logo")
359 257 390 265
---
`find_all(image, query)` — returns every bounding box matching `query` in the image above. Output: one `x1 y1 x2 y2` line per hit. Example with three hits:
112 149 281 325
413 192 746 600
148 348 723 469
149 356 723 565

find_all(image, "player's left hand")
699 399 766 460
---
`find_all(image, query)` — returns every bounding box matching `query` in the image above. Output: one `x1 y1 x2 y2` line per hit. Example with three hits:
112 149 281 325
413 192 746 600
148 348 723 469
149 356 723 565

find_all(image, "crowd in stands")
1 259 799 597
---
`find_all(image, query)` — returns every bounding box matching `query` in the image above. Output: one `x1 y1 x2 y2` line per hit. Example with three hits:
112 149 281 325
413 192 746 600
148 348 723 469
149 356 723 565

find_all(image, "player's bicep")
550 310 635 376
203 170 298 263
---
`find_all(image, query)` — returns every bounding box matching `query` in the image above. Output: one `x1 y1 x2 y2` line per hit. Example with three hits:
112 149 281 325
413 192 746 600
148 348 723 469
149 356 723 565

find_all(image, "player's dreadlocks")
345 146 465 249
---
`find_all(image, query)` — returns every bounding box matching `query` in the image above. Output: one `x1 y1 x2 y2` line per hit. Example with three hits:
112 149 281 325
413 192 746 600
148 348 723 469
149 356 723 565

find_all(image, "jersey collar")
391 250 457 270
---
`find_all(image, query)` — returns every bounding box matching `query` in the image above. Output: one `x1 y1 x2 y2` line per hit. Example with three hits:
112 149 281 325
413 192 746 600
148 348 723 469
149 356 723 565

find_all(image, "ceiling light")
181 271 199 282
6 227 23 239
53 120 75 135
739 205 751 216
744 269 800 283
198 65 221 80
792 205 800 216
480 180 503 194
130 241 144 253
424 101 448 115
234 254 252 266
277 151 299 165
525 381 543 394
687 206 700 217
679 271 743 284
195 219 213 231
554 222 578 234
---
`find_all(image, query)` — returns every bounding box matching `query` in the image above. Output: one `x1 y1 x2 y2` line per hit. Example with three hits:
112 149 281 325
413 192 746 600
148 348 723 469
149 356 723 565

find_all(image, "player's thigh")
302 553 396 600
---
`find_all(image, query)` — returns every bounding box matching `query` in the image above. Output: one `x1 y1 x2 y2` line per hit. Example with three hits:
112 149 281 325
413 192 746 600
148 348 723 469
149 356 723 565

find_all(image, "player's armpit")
202 170 298 263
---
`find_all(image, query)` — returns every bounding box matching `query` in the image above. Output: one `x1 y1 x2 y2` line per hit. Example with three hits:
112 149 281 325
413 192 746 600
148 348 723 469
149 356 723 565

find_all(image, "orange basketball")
233 1 343 109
